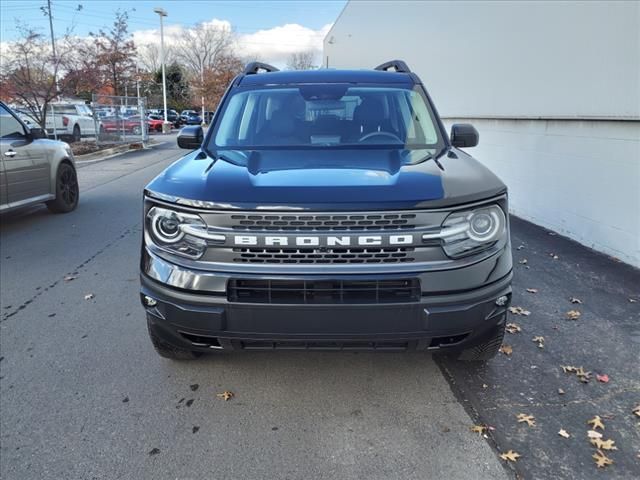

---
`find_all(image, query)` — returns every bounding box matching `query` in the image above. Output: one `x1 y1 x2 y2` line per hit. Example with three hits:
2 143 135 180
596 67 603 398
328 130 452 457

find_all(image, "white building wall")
325 0 640 267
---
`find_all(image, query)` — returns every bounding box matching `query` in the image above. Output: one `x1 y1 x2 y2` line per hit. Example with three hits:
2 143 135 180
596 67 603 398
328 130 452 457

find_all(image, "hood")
146 148 506 210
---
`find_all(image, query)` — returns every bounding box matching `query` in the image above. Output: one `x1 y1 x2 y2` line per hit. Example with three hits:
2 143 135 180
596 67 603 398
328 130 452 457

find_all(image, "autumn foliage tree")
88 10 137 96
0 27 65 127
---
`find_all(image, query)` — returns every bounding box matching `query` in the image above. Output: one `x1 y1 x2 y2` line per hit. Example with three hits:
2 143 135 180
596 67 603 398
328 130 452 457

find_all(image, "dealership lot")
1 141 638 479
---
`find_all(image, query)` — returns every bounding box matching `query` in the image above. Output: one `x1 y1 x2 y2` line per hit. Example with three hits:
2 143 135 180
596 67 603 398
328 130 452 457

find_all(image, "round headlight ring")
467 207 504 242
151 211 185 244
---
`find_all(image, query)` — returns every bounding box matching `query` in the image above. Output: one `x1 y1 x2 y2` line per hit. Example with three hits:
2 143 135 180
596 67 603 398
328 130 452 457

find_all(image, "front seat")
257 109 303 145
352 98 392 138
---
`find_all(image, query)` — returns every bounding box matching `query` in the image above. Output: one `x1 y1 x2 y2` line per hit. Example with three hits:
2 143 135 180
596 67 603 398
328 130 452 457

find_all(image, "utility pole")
46 0 59 139
46 0 57 82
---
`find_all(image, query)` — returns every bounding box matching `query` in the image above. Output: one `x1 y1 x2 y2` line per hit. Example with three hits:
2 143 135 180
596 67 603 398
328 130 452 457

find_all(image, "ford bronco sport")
140 60 512 361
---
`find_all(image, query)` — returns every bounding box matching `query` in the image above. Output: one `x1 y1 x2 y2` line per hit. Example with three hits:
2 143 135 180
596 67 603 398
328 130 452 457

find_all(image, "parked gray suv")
0 102 79 214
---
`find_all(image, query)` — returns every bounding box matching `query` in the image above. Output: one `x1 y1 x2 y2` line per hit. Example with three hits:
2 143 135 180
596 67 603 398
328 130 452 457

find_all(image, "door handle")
4 150 16 157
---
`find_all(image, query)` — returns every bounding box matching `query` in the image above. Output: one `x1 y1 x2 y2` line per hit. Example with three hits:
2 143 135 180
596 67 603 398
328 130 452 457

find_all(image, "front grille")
227 278 421 304
232 247 416 264
230 213 417 231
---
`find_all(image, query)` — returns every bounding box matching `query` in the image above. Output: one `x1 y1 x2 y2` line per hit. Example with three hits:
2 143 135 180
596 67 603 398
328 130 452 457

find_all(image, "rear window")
210 85 442 150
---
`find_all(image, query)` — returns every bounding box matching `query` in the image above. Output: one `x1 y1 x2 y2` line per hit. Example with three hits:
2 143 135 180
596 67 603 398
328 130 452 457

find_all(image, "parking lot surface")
1 138 637 479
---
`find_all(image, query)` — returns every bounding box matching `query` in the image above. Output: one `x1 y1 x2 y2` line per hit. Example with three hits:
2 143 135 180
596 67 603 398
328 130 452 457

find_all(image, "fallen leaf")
532 336 545 348
526 288 538 294
561 365 577 373
588 416 605 430
518 258 528 265
549 253 559 260
148 448 160 456
632 404 640 417
592 450 613 468
64 275 77 282
516 244 525 250
216 390 234 401
509 306 531 316
569 297 583 304
499 344 513 356
500 450 521 462
506 323 521 334
516 413 536 427
192 426 200 434
471 424 487 435
84 293 95 300
587 430 603 439
190 384 199 391
558 429 570 438
482 384 488 389
591 438 617 451
558 388 565 395
628 298 637 303
566 310 581 320
576 367 592 383
596 374 610 383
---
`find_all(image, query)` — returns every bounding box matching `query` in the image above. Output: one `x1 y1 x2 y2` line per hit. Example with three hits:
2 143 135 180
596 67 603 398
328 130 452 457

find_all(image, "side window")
0 106 26 139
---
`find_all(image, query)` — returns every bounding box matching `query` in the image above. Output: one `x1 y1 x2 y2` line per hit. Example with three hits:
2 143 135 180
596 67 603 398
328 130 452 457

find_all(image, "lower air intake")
227 278 421 304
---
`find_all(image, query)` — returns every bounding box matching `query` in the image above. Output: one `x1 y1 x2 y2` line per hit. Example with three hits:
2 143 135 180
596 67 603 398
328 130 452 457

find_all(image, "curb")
75 140 166 166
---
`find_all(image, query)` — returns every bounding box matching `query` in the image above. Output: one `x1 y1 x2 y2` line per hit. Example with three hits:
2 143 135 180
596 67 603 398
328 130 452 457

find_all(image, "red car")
100 116 145 135
146 115 164 132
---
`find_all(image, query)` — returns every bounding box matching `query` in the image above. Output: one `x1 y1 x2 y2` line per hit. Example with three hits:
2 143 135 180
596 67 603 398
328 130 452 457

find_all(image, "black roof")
238 69 416 86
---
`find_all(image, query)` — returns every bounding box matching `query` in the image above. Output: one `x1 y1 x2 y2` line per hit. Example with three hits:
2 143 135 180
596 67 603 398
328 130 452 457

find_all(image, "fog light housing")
143 295 157 307
495 295 509 306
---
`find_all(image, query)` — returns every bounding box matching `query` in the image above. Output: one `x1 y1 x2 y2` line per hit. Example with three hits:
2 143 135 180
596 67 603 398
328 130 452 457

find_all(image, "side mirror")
450 124 479 148
29 127 47 139
177 126 203 149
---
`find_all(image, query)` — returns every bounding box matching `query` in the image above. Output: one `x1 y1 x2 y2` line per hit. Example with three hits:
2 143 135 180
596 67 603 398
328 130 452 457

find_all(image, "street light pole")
153 7 169 133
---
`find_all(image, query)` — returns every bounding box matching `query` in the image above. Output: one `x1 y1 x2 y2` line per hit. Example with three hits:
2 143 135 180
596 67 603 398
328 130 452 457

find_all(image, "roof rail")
243 62 280 75
374 60 411 73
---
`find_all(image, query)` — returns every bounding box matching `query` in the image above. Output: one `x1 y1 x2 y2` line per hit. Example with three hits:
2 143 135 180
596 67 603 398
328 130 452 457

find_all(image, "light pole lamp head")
153 7 167 16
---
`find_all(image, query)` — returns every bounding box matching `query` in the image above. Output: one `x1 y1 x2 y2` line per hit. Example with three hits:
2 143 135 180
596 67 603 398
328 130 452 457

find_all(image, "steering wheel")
358 131 403 143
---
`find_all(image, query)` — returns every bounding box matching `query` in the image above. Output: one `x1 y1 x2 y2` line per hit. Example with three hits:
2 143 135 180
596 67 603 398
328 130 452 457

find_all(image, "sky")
0 0 346 66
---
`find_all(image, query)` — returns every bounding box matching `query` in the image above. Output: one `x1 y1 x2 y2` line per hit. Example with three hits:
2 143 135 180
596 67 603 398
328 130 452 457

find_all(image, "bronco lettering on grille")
233 235 415 247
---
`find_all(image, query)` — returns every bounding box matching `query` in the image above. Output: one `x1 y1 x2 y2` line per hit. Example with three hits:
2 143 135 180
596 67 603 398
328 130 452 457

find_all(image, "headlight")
146 206 211 258
434 205 506 258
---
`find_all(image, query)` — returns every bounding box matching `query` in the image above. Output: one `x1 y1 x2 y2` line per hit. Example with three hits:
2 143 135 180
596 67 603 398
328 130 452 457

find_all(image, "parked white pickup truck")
45 103 97 142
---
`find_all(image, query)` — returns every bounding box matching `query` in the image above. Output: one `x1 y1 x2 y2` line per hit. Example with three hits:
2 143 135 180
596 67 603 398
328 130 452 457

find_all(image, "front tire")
147 316 200 360
46 162 79 213
455 316 506 362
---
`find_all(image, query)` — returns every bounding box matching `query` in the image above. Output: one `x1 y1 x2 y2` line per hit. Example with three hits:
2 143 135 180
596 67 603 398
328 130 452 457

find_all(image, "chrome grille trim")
232 247 416 264
229 213 417 231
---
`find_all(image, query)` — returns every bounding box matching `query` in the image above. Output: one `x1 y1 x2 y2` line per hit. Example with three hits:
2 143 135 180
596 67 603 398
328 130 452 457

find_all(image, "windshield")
210 85 442 150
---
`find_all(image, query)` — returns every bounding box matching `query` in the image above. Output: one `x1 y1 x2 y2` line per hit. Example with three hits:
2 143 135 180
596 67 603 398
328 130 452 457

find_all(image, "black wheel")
46 162 79 213
72 124 81 143
456 316 506 362
147 316 200 360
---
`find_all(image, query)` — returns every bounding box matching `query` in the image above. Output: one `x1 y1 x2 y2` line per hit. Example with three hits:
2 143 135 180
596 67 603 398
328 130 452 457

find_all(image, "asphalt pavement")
0 137 507 480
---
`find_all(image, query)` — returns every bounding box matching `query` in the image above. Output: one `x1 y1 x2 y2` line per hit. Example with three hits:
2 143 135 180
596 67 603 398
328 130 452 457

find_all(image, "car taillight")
62 116 69 126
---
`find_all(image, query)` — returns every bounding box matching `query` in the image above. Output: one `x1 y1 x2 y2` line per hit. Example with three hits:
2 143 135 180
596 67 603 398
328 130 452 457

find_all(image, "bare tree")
175 22 235 117
175 22 234 74
286 51 316 70
0 26 66 127
137 42 176 74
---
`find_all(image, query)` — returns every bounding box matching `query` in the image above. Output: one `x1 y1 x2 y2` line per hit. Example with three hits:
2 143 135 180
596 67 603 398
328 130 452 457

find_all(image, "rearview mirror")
177 126 203 149
29 127 47 139
450 124 479 148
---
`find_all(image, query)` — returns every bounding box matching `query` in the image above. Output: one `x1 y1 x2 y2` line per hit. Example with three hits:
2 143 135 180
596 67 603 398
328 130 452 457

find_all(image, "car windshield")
210 84 442 150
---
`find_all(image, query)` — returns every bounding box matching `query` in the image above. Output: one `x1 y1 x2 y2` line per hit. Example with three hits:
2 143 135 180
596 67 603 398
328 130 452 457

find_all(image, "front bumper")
140 252 512 352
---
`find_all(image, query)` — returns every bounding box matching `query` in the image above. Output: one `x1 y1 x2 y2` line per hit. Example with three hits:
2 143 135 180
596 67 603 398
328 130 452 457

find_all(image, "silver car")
0 102 79 214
